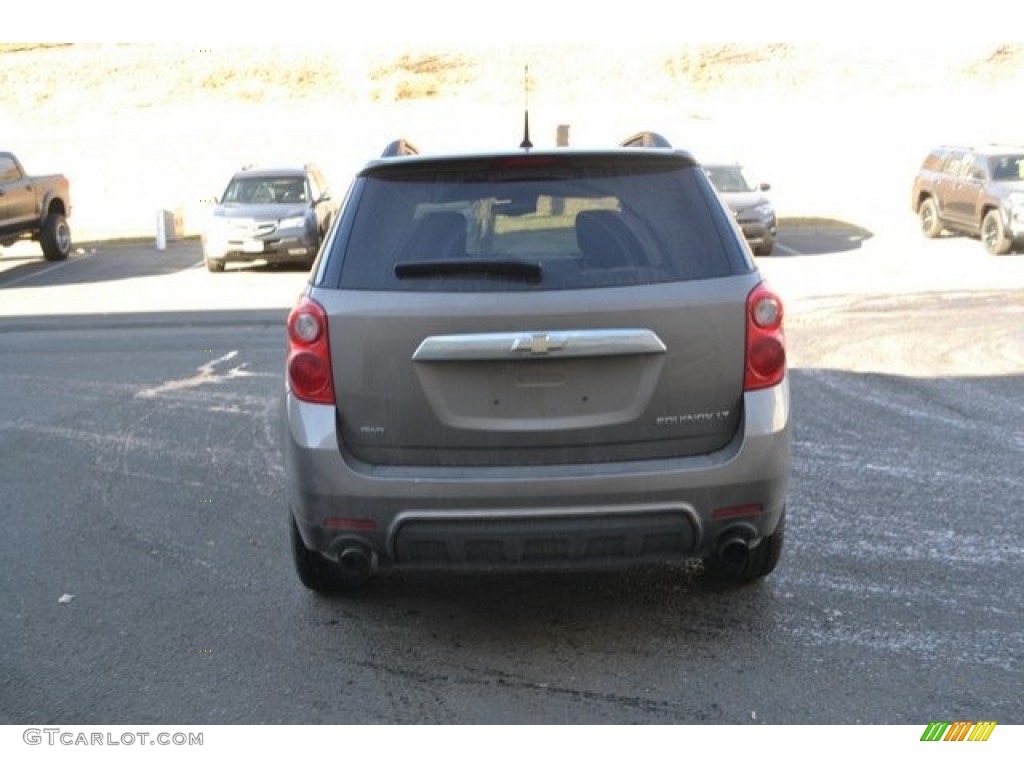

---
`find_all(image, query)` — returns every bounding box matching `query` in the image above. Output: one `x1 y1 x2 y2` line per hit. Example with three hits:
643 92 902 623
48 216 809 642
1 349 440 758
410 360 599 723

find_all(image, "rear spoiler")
380 131 671 156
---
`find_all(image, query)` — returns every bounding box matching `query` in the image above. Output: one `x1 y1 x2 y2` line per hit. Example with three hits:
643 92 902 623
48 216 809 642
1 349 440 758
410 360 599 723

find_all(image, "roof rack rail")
381 139 420 158
619 131 672 149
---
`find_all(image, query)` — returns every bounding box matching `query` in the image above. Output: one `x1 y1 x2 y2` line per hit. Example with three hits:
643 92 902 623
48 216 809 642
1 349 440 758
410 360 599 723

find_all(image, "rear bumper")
284 378 791 569
220 247 316 265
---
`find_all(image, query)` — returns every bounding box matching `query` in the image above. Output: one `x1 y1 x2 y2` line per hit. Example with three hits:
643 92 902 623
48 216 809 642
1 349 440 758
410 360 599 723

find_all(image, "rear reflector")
712 504 764 520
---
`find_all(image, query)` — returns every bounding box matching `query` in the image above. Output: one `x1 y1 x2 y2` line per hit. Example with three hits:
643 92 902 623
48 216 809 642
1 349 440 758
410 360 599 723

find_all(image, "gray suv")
704 163 777 256
911 145 1024 254
283 132 791 592
202 164 337 272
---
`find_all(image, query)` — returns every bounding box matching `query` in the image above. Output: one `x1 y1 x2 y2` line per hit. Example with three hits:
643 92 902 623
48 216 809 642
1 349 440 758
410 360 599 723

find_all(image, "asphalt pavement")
1 230 1022 725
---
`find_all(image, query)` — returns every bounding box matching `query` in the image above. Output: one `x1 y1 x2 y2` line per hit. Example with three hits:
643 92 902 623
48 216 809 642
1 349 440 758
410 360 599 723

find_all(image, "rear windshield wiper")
394 259 542 282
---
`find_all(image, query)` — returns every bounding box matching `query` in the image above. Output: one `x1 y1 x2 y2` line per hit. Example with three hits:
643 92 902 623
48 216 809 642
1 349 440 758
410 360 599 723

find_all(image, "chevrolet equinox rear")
283 132 791 592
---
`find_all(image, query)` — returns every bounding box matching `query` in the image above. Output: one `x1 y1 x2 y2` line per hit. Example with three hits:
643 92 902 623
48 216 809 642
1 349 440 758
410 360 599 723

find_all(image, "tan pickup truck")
0 151 72 261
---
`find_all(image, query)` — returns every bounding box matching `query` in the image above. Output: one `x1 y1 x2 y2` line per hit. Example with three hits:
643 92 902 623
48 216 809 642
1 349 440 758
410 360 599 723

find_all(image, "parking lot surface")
1 226 1022 724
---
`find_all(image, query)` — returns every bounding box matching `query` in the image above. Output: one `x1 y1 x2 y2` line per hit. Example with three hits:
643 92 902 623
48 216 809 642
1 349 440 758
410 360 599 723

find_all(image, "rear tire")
205 257 225 272
290 515 368 594
981 210 1012 255
706 509 785 584
40 212 71 261
918 198 943 238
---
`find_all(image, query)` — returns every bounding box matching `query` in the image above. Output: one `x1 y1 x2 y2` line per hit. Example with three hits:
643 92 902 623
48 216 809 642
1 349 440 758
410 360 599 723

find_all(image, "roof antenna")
519 65 533 150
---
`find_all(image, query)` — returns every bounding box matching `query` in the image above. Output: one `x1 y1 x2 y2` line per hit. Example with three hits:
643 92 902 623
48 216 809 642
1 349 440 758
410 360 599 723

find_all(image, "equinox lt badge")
656 410 732 426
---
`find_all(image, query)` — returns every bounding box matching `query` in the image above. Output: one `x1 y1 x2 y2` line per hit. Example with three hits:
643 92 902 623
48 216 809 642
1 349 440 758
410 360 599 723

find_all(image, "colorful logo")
921 721 997 742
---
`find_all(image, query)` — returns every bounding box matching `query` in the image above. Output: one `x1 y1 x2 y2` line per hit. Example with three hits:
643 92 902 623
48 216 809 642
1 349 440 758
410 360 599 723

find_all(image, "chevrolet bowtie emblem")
511 333 568 355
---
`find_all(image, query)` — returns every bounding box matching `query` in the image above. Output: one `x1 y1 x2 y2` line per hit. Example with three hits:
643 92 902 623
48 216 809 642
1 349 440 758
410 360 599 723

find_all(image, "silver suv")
202 164 337 272
283 133 791 592
703 163 777 256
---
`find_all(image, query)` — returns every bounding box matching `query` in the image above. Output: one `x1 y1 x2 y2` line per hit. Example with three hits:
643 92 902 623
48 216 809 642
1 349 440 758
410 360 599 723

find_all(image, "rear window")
989 154 1024 181
330 155 749 292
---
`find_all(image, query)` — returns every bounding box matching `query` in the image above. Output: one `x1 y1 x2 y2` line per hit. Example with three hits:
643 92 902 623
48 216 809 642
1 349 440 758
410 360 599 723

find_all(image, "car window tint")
990 155 1024 180
223 176 306 204
0 155 20 183
966 156 988 180
941 153 965 176
922 150 946 172
334 162 746 291
706 166 753 193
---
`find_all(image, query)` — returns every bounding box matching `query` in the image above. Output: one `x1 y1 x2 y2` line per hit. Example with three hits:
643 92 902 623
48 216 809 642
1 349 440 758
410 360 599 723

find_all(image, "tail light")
744 282 786 391
287 297 335 404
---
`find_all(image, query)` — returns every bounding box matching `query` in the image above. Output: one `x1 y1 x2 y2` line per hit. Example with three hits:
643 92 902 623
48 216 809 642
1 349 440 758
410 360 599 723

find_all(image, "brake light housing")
287 297 335 404
744 282 786 391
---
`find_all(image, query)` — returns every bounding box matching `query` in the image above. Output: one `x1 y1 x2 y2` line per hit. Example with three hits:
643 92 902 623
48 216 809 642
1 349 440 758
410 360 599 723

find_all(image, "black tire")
754 238 775 257
981 209 1012 255
289 515 367 594
205 257 225 273
918 198 943 239
705 509 785 584
40 212 72 261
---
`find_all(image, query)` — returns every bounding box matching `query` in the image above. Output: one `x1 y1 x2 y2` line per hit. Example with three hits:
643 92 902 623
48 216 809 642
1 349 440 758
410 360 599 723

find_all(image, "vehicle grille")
227 219 277 237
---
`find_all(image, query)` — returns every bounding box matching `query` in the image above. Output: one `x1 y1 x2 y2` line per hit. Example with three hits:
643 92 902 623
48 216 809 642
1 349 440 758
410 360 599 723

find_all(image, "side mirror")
759 182 772 192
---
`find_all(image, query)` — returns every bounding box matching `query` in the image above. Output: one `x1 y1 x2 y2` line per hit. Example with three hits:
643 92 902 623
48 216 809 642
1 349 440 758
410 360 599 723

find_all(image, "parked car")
703 163 777 256
201 163 337 272
283 131 791 593
911 144 1024 255
0 151 72 261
